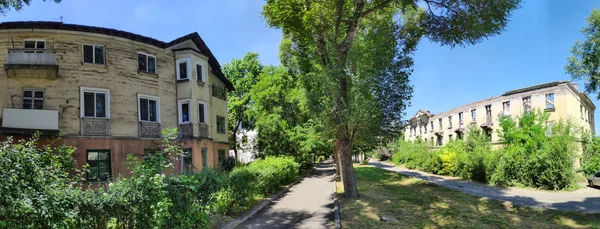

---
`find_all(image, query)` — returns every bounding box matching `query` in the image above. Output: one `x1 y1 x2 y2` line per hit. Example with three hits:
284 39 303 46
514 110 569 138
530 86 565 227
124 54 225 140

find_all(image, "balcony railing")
81 118 110 136
199 123 209 138
2 108 58 130
180 123 194 138
7 48 57 65
5 48 59 78
140 122 161 138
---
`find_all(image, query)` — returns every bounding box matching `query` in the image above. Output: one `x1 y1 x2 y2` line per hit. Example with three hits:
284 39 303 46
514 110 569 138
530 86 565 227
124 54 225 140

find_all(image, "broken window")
438 118 442 131
448 116 452 128
503 101 510 115
545 93 555 110
485 105 492 124
522 96 531 113
458 112 463 126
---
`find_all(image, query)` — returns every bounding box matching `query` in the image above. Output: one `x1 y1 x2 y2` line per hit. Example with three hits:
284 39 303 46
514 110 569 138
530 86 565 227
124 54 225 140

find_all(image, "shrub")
316 155 326 163
581 134 600 175
212 167 258 216
247 156 300 195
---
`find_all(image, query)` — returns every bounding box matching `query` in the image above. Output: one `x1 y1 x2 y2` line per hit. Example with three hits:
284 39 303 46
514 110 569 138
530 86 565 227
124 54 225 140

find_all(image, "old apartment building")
0 22 233 182
405 81 596 146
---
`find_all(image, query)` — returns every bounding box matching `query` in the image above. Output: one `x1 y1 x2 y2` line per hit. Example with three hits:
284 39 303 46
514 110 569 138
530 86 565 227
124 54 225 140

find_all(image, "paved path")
238 162 335 229
371 161 600 213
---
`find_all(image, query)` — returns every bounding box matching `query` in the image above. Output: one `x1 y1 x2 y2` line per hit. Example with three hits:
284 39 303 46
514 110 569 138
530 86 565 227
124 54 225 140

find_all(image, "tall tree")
566 9 600 99
263 0 521 198
0 0 60 14
223 53 262 159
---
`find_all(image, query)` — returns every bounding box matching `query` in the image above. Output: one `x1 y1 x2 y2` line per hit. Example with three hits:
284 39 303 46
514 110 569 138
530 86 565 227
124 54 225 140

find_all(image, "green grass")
337 164 600 228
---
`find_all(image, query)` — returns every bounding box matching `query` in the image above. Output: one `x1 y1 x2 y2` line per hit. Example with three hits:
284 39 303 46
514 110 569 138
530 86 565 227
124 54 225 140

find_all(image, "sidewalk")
371 161 600 213
237 162 336 229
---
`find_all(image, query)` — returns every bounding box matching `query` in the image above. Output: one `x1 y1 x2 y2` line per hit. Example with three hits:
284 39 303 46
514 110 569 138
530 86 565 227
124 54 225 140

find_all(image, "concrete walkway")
371 161 600 213
237 162 336 229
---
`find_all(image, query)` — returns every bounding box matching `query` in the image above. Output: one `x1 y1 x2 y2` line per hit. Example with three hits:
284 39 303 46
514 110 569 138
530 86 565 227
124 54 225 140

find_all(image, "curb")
333 176 342 229
221 178 303 229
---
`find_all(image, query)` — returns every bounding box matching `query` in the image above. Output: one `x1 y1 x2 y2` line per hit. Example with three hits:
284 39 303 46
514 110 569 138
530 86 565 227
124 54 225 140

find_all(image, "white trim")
137 52 157 74
198 100 209 124
137 93 161 123
80 87 110 118
22 88 45 109
82 44 106 65
176 58 192 80
178 99 192 124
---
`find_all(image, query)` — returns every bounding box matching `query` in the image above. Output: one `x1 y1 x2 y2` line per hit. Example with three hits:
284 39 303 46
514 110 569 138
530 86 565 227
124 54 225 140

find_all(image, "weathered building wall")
0 30 178 137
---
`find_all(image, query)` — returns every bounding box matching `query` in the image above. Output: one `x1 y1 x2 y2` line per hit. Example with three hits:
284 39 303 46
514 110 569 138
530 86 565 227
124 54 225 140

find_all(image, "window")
212 84 226 100
218 149 226 166
83 44 105 64
217 116 226 133
471 109 476 122
24 40 45 53
430 121 434 131
502 101 510 115
196 64 204 82
177 59 190 80
86 150 111 182
137 53 156 73
437 136 443 146
81 87 110 118
198 102 207 123
522 97 531 113
424 122 428 133
182 149 193 174
202 148 209 169
545 93 555 110
22 89 44 109
581 105 584 119
485 105 492 123
458 112 463 126
438 118 442 131
448 116 452 128
178 100 191 124
138 94 160 122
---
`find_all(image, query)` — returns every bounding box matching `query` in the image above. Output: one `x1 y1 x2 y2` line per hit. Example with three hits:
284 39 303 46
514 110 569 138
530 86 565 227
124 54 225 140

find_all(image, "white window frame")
80 87 110 118
22 88 45 110
82 44 106 65
137 94 160 123
502 101 510 115
176 58 191 80
137 52 157 74
178 99 192 124
196 61 206 82
198 100 209 124
24 39 46 53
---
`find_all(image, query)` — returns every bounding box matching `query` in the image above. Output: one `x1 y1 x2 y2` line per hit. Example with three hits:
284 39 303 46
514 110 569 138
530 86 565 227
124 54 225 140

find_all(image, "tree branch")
423 0 460 15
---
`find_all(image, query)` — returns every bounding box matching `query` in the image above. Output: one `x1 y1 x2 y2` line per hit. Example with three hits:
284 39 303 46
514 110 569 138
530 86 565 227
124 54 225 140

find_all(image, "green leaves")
566 9 600 99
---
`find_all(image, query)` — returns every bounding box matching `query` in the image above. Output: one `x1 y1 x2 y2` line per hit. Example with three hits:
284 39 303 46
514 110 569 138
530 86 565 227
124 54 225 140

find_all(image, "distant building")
404 81 596 146
230 129 258 163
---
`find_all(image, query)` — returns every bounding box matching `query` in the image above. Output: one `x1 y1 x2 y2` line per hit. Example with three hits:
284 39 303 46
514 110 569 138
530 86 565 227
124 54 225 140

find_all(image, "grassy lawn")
337 164 600 228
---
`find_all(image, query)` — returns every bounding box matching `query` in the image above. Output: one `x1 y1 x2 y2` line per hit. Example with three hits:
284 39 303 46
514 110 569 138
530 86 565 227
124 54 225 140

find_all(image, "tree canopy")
263 0 521 198
566 9 600 99
0 0 60 14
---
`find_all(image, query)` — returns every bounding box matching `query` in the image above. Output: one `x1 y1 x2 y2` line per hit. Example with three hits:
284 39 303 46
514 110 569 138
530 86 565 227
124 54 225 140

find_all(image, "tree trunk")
332 144 341 176
336 131 358 198
232 120 241 159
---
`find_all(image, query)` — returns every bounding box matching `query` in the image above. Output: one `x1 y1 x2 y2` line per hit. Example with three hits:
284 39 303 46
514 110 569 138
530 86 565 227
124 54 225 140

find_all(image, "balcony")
5 49 58 79
199 123 209 138
1 108 58 132
139 122 161 138
81 118 110 136
179 123 194 138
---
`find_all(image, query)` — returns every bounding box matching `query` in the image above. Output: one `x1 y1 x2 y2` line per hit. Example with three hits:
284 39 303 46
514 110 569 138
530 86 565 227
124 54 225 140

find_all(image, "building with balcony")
404 81 596 146
0 21 234 183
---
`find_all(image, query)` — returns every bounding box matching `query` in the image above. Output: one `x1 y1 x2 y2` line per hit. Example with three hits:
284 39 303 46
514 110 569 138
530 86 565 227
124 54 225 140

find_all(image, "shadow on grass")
337 166 600 229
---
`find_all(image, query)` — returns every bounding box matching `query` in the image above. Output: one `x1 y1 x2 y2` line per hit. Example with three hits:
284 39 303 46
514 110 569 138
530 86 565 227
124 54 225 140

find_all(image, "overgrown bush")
316 155 326 163
392 110 580 190
581 134 600 175
247 156 300 195
212 167 258 216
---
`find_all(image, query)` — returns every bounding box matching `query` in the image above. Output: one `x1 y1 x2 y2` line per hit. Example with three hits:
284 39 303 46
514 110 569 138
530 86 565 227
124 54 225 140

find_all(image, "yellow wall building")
0 22 233 183
404 81 596 147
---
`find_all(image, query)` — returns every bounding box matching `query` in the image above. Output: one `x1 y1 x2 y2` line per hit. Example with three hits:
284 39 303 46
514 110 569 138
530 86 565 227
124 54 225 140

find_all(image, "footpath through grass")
337 164 600 228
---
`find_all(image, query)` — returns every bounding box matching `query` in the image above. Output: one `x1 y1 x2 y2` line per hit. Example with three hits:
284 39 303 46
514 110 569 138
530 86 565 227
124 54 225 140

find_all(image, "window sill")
81 62 107 67
138 70 158 77
197 80 206 86
177 78 190 83
87 180 110 184
545 108 556 112
139 121 160 124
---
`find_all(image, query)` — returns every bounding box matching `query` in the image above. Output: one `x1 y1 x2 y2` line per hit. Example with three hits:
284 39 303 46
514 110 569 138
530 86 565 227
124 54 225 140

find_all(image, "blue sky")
2 1 600 132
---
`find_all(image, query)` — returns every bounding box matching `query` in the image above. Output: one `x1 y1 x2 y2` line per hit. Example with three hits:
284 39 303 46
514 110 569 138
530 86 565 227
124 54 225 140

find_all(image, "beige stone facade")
404 81 596 146
0 22 233 182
